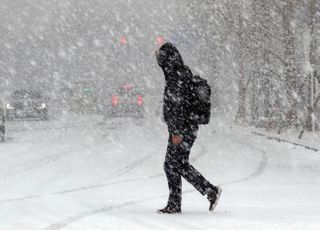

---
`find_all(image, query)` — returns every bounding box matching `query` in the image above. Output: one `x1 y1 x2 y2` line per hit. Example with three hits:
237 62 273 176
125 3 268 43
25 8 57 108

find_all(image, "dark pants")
164 128 214 208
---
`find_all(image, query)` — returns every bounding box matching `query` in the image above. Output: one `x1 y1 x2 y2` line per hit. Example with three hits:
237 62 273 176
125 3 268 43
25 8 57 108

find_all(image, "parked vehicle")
69 81 98 113
6 90 49 120
109 84 144 118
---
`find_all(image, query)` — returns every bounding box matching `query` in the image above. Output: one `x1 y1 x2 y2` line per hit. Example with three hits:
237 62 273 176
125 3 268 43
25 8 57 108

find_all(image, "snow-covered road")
0 116 319 230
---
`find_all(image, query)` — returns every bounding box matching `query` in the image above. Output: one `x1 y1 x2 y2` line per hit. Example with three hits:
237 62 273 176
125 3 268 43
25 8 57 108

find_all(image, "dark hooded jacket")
157 42 198 134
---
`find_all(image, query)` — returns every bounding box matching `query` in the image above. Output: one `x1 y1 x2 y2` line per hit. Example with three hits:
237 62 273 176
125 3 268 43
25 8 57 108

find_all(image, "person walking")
155 42 222 214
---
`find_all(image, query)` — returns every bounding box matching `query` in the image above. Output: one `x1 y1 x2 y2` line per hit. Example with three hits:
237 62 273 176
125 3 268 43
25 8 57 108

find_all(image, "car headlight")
6 104 15 110
36 103 46 109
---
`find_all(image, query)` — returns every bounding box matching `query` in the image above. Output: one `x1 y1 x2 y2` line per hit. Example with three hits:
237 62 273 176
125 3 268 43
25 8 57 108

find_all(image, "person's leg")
180 130 217 195
182 162 217 195
163 136 182 209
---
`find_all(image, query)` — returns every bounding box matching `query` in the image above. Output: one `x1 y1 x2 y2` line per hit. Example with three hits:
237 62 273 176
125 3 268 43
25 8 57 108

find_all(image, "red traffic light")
156 36 164 47
120 36 128 45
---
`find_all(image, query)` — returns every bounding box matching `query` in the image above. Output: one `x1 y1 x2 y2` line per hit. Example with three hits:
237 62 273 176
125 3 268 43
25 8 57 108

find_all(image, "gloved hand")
172 135 183 145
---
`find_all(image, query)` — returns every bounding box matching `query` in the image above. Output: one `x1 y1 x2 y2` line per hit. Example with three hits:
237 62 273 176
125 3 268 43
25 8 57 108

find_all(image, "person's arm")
164 100 186 145
164 100 185 134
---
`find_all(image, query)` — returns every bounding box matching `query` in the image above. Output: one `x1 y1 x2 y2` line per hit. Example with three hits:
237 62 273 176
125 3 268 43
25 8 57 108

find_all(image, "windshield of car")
11 91 42 99
117 87 139 97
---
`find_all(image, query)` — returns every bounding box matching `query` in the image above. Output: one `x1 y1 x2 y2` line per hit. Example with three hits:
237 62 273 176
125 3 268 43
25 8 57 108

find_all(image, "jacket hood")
157 42 184 70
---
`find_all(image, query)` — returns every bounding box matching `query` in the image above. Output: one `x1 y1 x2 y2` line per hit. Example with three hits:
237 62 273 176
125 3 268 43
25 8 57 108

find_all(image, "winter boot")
207 186 222 211
157 205 181 214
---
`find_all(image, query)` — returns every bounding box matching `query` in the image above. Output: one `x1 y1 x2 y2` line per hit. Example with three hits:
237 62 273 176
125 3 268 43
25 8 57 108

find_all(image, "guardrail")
252 131 318 152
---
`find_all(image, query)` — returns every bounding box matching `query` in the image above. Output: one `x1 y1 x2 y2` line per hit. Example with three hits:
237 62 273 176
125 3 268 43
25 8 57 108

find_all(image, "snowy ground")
0 115 320 230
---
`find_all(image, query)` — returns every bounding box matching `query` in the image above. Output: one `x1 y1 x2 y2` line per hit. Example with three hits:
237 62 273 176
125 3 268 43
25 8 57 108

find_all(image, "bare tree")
282 0 299 126
235 12 248 123
305 0 320 131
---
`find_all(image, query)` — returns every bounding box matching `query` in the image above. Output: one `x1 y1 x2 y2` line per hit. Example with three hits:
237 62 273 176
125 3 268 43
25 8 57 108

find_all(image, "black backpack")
189 75 211 125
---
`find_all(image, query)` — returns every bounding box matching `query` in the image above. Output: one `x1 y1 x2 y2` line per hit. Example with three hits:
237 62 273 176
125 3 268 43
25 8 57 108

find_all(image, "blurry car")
69 81 98 113
0 100 5 141
6 90 49 120
109 84 144 118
